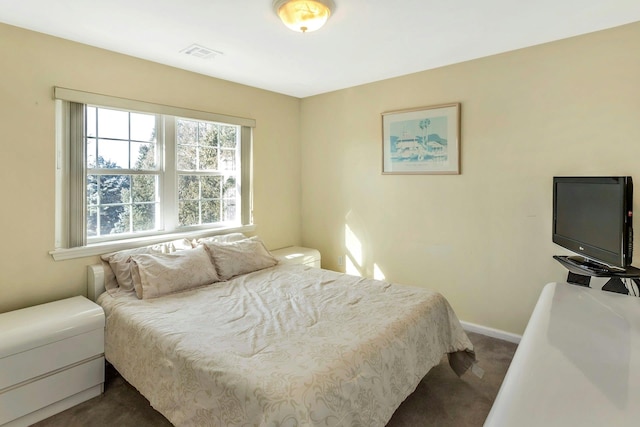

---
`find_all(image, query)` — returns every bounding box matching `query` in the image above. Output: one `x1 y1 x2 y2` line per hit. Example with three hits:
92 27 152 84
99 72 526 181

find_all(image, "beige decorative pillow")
203 237 278 281
130 245 219 299
101 238 193 292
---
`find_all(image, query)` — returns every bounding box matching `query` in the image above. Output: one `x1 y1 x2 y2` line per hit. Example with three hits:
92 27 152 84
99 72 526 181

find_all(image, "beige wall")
0 23 301 313
300 22 640 335
2 20 639 335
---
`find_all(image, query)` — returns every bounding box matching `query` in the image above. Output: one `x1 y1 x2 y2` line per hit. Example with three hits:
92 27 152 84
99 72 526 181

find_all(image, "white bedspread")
98 264 474 426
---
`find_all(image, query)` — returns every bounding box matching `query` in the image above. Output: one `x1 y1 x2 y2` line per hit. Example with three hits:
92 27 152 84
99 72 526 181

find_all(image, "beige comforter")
98 264 474 426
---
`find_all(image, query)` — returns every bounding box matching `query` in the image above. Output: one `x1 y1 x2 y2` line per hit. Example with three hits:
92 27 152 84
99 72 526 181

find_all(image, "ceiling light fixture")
273 0 335 33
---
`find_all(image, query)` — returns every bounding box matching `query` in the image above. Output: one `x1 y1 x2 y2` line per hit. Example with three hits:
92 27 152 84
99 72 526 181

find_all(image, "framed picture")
382 103 460 174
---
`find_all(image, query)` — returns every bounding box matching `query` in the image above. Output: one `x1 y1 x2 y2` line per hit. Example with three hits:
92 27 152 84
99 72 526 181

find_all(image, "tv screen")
553 176 633 269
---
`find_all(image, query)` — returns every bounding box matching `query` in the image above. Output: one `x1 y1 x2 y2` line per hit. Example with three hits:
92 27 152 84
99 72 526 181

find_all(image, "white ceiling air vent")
180 44 223 60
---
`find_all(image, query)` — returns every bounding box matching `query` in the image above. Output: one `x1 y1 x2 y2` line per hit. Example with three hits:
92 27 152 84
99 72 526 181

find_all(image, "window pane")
132 175 157 203
223 199 236 221
202 200 220 223
220 126 237 148
177 144 197 170
87 207 97 237
177 119 198 145
179 201 199 226
199 122 216 146
100 205 127 235
178 175 199 201
222 176 237 198
220 149 236 171
87 138 97 168
199 147 218 170
86 106 97 138
97 108 129 140
131 142 157 170
99 175 130 204
132 203 156 232
201 176 221 199
130 112 156 142
87 175 98 206
98 139 129 169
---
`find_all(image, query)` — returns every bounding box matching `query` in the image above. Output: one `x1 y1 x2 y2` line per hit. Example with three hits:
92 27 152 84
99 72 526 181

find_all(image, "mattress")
98 264 474 426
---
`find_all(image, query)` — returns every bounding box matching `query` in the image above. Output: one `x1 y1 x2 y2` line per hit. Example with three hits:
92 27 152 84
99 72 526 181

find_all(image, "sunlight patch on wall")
345 223 363 277
345 224 363 267
344 219 387 280
346 256 360 276
373 263 385 280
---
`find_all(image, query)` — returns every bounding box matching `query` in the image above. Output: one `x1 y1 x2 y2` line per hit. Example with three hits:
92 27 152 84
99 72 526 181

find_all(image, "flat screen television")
553 176 633 271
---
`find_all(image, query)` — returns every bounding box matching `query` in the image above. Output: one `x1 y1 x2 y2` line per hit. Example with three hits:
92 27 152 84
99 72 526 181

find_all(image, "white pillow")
202 237 278 281
130 245 219 299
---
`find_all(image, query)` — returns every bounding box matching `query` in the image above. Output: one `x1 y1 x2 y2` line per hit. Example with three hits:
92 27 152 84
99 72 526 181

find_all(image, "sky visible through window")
87 106 157 169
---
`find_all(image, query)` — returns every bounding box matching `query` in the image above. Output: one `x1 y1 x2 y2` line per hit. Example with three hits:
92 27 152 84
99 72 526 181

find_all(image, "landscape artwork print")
382 103 460 174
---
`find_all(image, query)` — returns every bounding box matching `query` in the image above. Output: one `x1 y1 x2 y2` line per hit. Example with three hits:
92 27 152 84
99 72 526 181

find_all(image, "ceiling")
1 0 639 98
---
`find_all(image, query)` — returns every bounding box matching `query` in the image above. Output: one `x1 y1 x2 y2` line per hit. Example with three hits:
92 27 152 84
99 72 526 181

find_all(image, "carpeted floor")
33 332 517 427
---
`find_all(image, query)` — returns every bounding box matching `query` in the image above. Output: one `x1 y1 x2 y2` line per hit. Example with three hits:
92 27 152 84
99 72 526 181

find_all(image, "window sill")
49 224 256 261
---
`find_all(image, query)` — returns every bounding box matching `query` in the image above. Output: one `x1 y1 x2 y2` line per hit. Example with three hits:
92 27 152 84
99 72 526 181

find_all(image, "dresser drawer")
0 328 104 391
0 356 104 425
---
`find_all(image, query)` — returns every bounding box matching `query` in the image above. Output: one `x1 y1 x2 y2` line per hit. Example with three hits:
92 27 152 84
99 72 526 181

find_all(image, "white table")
485 282 640 426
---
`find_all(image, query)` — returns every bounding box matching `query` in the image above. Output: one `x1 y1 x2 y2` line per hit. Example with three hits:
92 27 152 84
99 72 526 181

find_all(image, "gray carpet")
33 332 517 427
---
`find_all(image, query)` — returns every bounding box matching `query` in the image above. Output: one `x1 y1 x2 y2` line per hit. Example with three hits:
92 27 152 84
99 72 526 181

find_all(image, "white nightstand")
0 296 105 427
272 246 321 268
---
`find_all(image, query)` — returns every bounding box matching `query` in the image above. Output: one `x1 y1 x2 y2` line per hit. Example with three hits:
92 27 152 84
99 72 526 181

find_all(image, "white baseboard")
461 321 521 344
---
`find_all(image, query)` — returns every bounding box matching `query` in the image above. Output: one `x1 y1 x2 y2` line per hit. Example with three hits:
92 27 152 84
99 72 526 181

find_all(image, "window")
53 88 254 258
86 106 161 239
175 118 239 227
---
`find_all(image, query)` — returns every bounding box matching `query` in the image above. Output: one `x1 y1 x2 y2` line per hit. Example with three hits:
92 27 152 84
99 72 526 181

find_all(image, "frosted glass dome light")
273 0 335 33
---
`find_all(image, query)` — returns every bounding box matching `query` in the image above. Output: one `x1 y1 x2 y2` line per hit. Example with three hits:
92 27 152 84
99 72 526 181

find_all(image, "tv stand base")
566 272 591 287
601 277 630 294
553 255 640 295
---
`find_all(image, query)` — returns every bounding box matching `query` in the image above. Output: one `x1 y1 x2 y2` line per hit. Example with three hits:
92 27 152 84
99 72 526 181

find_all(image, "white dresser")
485 283 640 426
272 246 321 268
0 296 105 427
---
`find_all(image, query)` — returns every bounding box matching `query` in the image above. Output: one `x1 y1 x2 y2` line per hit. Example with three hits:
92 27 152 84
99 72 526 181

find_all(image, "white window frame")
84 107 164 243
51 87 255 260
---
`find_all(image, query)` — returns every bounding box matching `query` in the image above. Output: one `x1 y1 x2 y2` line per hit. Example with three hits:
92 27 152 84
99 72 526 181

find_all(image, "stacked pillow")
130 245 219 299
100 238 193 294
100 234 278 299
200 236 278 281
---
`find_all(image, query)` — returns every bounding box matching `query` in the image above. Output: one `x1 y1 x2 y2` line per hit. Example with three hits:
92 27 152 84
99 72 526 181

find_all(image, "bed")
90 235 475 426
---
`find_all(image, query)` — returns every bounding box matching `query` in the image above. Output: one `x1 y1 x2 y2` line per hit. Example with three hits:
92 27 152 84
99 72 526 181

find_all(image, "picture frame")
382 103 460 175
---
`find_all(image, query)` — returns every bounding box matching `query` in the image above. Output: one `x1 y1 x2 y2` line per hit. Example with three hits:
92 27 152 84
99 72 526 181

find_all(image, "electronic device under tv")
552 176 639 294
